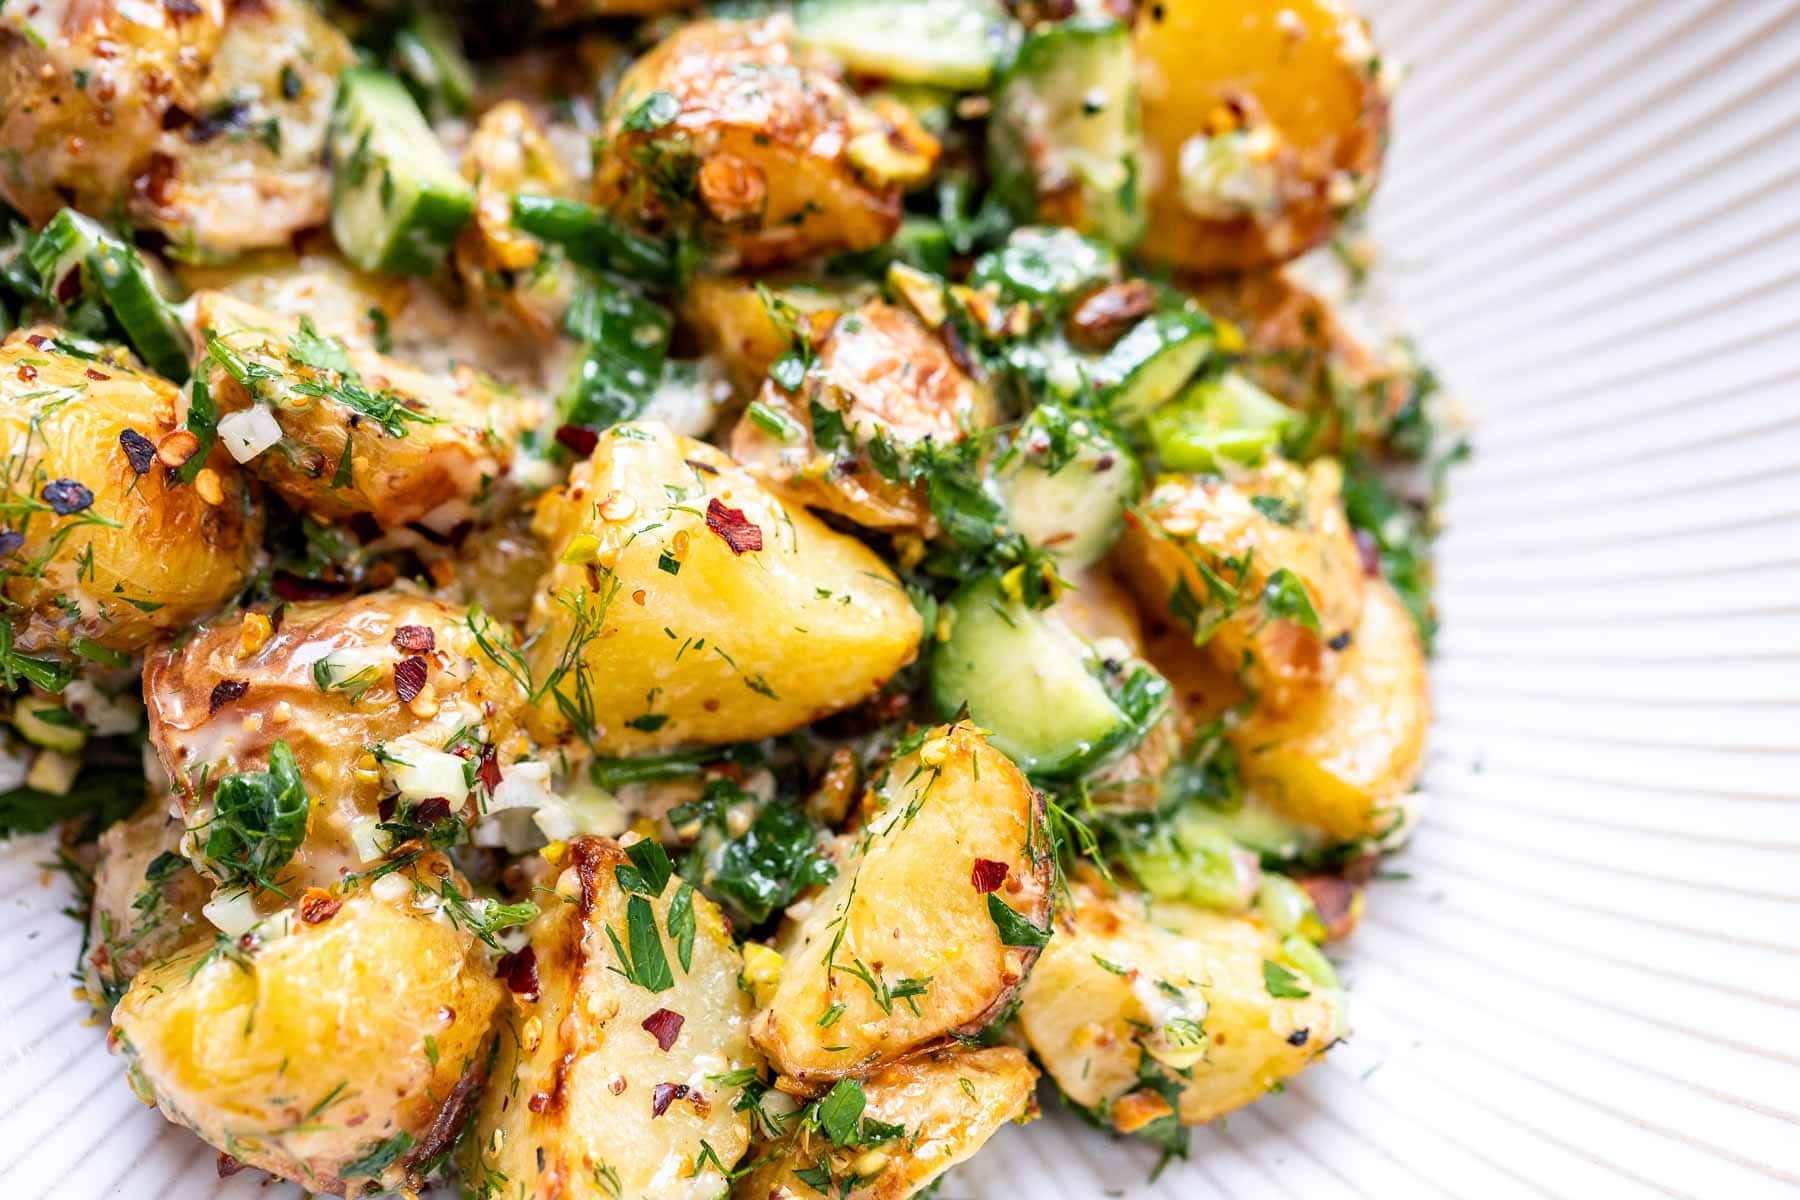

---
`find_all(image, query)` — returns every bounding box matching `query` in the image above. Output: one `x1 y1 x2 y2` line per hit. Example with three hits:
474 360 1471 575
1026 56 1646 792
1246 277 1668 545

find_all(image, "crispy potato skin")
731 301 993 532
525 422 922 754
1018 880 1346 1127
0 0 227 224
1118 458 1364 715
464 836 762 1199
190 290 515 530
736 1047 1039 1200
1234 577 1427 841
593 17 935 268
0 335 258 655
112 881 505 1198
143 591 531 891
84 799 209 1005
1134 0 1388 272
752 723 1051 1089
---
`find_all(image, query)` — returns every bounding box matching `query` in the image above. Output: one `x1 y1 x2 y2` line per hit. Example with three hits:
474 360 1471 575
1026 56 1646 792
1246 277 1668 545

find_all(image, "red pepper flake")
24 334 51 352
497 946 540 999
0 530 21 557
412 796 452 824
119 429 157 474
641 1008 685 1051
527 1091 551 1114
555 424 599 456
208 679 248 713
971 858 1008 893
704 498 762 554
651 1082 690 1118
298 887 342 925
393 655 428 702
392 624 436 653
478 744 502 793
16 364 36 383
42 478 94 516
1354 530 1381 578
216 1152 245 1179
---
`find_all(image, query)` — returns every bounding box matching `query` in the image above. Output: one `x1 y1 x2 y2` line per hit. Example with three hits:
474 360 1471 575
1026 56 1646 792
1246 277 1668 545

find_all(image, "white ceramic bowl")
4 1 1799 1195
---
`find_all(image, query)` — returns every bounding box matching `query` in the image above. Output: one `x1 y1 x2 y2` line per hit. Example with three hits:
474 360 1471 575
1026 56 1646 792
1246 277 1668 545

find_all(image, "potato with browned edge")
525 422 922 754
1117 458 1364 715
735 1047 1039 1200
463 835 763 1199
681 276 872 397
1134 0 1389 272
752 722 1051 1090
593 16 938 268
0 332 258 657
190 290 516 531
112 859 506 1199
1018 878 1347 1133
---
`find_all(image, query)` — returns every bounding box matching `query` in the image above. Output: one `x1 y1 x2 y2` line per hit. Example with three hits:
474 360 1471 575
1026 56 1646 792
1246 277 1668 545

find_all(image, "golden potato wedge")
190 290 515 530
524 422 922 754
592 16 937 268
455 100 581 343
0 333 258 657
1018 879 1346 1129
731 300 993 532
84 799 209 1006
0 0 226 224
142 591 532 894
681 275 872 397
735 1046 1038 1200
464 836 763 1199
1233 576 1427 841
1117 458 1364 715
1134 0 1389 272
131 0 354 256
751 722 1051 1088
113 866 506 1199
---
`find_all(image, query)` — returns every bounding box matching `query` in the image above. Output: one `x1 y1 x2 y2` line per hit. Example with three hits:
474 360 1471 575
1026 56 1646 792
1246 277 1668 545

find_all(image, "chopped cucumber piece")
1094 308 1215 423
968 226 1119 307
990 16 1144 247
994 404 1140 568
557 274 673 432
1146 371 1297 472
931 575 1168 777
794 0 1020 90
391 10 476 119
328 68 474 276
511 194 679 286
25 209 191 381
12 697 87 755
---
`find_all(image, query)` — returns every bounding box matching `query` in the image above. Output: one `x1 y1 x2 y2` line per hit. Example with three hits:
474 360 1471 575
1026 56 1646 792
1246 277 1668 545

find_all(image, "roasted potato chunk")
525 422 922 754
132 0 354 256
731 300 993 532
593 16 937 268
1117 458 1364 714
0 0 226 224
681 276 871 397
0 333 257 656
1233 577 1427 841
752 722 1051 1088
1018 879 1346 1129
190 290 516 530
84 799 209 1006
735 1047 1039 1200
464 836 763 1199
1134 0 1389 272
142 591 532 893
113 869 506 1199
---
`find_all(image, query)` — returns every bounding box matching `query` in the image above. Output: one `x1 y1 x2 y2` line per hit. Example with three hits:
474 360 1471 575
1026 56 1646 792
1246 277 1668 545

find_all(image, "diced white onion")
487 760 553 813
388 748 471 804
349 816 386 864
64 679 142 736
217 405 284 464
204 888 260 937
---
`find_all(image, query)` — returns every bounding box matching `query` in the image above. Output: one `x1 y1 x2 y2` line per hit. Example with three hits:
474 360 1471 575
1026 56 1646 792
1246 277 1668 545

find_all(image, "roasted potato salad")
752 722 1052 1087
464 836 763 1199
1 0 1451 1189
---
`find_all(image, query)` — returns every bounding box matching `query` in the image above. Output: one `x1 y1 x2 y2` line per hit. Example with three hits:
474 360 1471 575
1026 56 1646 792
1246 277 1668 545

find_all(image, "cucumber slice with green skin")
557 273 672 432
1147 371 1298 472
793 0 1020 90
25 209 191 382
511 194 679 287
968 226 1119 308
12 697 87 754
1095 308 1215 423
994 404 1140 568
989 16 1145 248
931 575 1169 777
328 68 474 277
391 10 476 119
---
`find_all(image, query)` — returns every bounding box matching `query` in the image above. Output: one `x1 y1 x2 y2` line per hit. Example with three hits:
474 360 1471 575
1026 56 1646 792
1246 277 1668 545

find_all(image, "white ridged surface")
4 1 1799 1196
